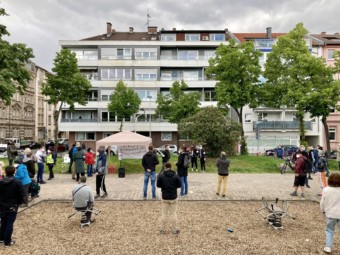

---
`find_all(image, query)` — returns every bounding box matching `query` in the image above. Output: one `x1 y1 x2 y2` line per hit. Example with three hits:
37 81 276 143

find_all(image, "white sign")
119 145 147 159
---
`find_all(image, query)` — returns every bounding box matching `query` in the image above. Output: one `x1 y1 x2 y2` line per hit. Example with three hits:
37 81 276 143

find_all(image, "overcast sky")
1 0 339 71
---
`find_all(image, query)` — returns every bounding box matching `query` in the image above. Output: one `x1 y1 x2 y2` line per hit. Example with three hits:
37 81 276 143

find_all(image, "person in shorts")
290 151 306 198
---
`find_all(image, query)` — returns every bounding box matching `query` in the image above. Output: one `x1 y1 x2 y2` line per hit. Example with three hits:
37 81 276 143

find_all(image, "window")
101 90 113 101
101 48 132 60
135 69 157 80
210 34 225 41
205 50 215 60
135 48 157 60
75 132 96 141
161 34 176 41
329 127 336 141
185 34 200 41
257 113 267 121
101 68 131 80
71 50 98 60
328 49 334 60
135 90 157 101
161 132 172 141
245 114 252 123
86 90 98 101
178 50 198 60
48 115 51 125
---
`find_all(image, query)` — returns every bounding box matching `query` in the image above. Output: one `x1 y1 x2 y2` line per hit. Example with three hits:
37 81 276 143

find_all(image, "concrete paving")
26 171 323 208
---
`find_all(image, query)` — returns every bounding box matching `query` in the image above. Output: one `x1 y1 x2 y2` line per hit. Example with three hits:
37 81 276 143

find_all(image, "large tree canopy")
0 7 34 105
42 48 91 144
108 80 141 132
205 39 262 154
178 107 242 156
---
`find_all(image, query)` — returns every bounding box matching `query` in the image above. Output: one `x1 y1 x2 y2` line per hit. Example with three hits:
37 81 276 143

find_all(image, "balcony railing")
61 119 98 123
253 121 312 130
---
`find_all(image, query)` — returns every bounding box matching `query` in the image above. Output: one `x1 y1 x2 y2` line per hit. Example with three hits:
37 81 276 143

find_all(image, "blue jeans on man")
180 176 188 196
37 162 44 183
143 171 156 199
87 164 93 176
326 218 340 249
0 208 18 246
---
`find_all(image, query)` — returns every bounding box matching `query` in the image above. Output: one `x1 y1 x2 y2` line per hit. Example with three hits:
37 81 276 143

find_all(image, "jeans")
0 208 18 245
68 159 74 173
180 176 188 196
87 164 93 176
37 162 44 183
143 171 156 198
8 159 13 166
325 217 340 248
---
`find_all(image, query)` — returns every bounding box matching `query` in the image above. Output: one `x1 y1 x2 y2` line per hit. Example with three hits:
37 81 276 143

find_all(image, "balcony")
253 121 312 131
61 119 98 123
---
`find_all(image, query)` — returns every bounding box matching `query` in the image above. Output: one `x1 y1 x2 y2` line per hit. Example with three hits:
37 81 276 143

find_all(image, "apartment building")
59 23 228 148
229 28 325 153
0 61 55 145
309 32 340 150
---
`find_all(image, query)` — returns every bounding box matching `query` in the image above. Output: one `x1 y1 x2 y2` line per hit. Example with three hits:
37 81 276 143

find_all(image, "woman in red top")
85 148 95 177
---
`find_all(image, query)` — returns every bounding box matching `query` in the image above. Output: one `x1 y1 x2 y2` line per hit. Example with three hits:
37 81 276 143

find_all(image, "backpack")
317 158 326 170
183 154 189 168
303 158 313 173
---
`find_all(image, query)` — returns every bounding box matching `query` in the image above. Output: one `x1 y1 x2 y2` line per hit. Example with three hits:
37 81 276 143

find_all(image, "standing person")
85 148 95 177
68 144 76 175
317 150 328 195
294 145 312 188
161 145 171 172
0 166 25 247
7 142 17 167
276 146 283 159
35 145 46 184
176 146 189 197
13 159 31 207
312 146 319 174
216 151 230 198
156 162 181 235
198 146 206 172
23 148 36 178
320 173 340 253
190 145 198 172
95 148 108 199
74 147 85 182
70 142 80 180
290 152 306 198
336 144 340 171
46 149 56 180
142 144 159 199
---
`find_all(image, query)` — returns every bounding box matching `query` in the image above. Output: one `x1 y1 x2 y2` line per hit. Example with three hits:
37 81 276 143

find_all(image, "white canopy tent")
95 131 152 159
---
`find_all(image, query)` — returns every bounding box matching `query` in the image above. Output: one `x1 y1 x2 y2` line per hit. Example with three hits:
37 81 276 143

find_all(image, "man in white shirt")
35 145 46 184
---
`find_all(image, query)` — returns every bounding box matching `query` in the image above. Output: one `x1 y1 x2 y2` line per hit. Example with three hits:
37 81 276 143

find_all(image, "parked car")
0 150 7 158
156 144 178 154
265 145 299 157
330 150 337 160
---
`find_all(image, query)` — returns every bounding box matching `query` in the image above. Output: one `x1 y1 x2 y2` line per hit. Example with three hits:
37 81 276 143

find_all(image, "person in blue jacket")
14 159 31 207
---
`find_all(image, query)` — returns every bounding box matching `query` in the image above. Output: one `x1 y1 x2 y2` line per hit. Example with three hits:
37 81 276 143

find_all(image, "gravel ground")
1 200 338 255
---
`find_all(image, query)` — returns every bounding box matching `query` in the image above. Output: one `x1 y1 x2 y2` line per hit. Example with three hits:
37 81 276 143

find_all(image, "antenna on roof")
145 9 151 27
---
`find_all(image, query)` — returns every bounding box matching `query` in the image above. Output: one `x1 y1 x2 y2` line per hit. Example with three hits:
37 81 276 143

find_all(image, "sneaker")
0 240 3 243
39 181 47 184
143 197 147 200
290 191 298 196
94 194 100 199
152 197 157 200
216 193 219 196
308 177 313 180
4 240 15 247
172 229 180 235
301 193 305 198
324 247 331 253
160 230 166 234
222 195 226 198
306 185 311 188
100 192 108 198
20 203 28 208
31 194 39 199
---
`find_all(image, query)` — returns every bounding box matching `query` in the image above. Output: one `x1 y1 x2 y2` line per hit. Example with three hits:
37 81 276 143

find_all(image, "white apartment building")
59 23 227 149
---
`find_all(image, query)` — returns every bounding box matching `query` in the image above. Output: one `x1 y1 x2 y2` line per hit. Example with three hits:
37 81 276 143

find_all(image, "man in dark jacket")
161 145 171 171
176 146 189 196
0 166 25 247
290 152 306 198
216 151 230 197
142 144 159 199
156 162 181 234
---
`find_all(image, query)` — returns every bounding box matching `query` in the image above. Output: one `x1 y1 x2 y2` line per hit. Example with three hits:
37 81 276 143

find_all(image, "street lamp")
134 108 145 133
147 96 152 138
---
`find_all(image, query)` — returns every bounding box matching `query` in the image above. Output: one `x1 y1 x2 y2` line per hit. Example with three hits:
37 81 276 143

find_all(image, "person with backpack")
176 146 189 197
317 150 329 195
142 144 159 200
290 151 307 198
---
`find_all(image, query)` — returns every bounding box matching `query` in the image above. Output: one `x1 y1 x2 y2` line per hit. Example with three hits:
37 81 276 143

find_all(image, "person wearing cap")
72 176 95 225
94 148 108 199
14 159 31 207
35 145 46 184
0 166 25 247
156 162 181 235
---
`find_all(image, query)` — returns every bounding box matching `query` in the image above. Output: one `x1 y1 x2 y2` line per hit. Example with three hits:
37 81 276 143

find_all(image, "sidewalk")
28 172 323 205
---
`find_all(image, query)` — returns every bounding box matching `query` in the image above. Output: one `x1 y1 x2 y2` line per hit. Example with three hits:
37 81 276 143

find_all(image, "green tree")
42 48 91 145
178 107 242 156
108 80 141 132
262 23 322 144
0 7 34 105
205 40 262 155
155 80 200 146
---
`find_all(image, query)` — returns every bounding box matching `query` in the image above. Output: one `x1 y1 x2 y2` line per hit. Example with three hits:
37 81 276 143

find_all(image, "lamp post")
147 96 152 138
134 108 145 133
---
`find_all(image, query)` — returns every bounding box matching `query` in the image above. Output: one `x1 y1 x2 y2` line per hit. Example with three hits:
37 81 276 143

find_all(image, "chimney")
129 27 134 33
106 22 112 36
321 32 327 35
147 26 157 34
172 27 176 31
266 27 272 39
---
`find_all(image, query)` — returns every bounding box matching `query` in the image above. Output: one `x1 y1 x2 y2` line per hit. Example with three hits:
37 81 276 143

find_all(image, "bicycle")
280 157 295 174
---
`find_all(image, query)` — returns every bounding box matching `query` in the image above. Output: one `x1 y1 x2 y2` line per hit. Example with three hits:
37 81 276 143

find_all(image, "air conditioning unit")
202 36 209 41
